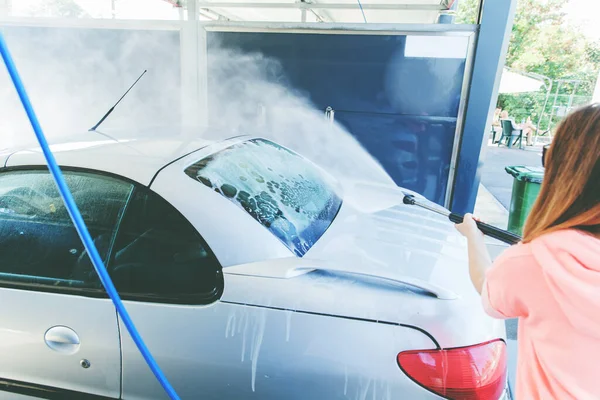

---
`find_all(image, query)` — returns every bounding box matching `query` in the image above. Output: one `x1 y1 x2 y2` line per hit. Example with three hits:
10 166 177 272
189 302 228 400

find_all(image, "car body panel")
0 150 12 168
4 133 214 186
150 136 506 349
307 201 508 348
221 268 506 350
0 289 121 397
149 144 294 267
0 131 508 398
118 301 442 400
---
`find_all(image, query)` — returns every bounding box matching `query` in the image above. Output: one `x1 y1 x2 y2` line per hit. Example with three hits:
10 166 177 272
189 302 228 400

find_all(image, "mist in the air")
0 26 182 150
0 24 393 187
204 47 395 186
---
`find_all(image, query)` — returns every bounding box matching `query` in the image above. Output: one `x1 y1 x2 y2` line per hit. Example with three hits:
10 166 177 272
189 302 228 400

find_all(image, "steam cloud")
0 24 393 186
0 26 182 149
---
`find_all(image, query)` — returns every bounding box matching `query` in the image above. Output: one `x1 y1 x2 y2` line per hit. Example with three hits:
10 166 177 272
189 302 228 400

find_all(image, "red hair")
523 103 600 242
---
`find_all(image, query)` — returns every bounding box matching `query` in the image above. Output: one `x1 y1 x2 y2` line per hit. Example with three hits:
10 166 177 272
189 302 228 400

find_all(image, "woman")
456 103 600 399
521 116 537 146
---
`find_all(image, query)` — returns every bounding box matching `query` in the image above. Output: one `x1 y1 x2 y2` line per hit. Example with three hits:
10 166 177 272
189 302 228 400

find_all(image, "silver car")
0 132 509 399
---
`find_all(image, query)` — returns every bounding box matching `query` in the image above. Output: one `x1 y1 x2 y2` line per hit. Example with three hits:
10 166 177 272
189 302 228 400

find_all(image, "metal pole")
547 80 562 131
534 80 552 143
567 80 580 111
450 0 518 214
180 0 205 128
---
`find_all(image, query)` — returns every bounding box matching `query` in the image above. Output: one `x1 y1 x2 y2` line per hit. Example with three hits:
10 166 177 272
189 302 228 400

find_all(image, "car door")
100 185 234 400
0 168 132 399
101 185 444 400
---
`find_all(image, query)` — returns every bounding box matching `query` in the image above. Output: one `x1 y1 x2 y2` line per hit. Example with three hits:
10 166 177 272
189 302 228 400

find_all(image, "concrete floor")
479 144 544 209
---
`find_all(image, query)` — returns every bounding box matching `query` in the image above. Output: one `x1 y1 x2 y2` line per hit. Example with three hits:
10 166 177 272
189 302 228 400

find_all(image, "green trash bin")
505 166 545 236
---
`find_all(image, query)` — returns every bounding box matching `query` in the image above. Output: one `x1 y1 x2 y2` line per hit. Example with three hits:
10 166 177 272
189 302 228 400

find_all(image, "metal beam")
199 7 235 20
199 4 240 20
444 30 477 208
307 0 336 22
180 0 205 128
201 21 477 34
450 0 518 214
0 16 182 30
197 2 444 10
300 0 331 22
182 0 235 21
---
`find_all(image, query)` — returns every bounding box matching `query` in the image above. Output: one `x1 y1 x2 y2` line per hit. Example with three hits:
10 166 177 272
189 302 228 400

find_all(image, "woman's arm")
455 214 493 294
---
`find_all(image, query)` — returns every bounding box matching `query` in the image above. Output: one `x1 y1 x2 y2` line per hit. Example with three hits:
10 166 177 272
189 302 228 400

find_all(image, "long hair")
523 103 600 242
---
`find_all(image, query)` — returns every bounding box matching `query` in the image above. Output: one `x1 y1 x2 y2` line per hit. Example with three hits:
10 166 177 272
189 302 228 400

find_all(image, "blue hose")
0 33 181 400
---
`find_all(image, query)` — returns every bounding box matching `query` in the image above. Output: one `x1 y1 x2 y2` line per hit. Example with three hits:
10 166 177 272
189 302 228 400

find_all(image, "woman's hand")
455 213 484 240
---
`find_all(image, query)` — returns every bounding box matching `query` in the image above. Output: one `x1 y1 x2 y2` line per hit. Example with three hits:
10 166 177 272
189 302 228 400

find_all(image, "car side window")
107 187 222 304
0 170 133 290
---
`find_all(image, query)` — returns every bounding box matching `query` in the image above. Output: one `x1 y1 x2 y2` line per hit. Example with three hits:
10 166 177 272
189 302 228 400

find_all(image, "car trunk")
222 198 507 348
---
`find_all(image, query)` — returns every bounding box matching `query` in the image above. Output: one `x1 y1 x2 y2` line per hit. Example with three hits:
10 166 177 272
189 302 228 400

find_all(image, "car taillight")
397 339 507 400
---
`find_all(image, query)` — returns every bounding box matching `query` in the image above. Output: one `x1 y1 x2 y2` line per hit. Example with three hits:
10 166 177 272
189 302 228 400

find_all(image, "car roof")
2 130 235 186
0 150 11 169
2 129 295 264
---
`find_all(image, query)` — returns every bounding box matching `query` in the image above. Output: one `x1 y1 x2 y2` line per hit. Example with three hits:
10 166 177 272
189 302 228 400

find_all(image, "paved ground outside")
480 144 545 210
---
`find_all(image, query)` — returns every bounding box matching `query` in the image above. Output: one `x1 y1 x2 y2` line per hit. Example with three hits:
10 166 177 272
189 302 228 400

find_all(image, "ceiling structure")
173 0 454 23
1 0 457 24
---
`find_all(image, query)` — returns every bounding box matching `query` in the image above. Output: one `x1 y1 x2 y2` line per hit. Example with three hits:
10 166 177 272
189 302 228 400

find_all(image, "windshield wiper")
88 69 147 132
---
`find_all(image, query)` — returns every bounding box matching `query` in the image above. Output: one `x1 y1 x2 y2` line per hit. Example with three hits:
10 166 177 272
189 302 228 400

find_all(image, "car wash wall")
205 28 474 207
0 20 477 209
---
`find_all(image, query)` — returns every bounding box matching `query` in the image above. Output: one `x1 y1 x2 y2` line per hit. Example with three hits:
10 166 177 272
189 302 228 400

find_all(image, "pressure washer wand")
402 195 522 245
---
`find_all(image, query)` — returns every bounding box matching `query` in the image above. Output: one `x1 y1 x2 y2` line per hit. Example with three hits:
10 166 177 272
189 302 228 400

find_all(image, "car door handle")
44 326 80 355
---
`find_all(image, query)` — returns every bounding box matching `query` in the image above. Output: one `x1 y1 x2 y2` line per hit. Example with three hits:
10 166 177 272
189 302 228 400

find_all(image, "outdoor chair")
498 119 523 149
490 125 501 144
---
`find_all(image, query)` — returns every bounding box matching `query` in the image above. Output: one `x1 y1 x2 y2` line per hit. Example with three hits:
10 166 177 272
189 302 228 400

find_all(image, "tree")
454 0 479 24
505 0 569 67
456 0 600 129
505 15 600 128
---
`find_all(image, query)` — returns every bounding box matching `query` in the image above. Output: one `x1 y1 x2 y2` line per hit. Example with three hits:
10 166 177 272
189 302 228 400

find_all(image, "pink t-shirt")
482 229 600 400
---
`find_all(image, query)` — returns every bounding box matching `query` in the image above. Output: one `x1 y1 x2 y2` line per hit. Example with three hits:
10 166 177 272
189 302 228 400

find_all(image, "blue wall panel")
208 32 468 206
333 113 457 204
451 0 518 214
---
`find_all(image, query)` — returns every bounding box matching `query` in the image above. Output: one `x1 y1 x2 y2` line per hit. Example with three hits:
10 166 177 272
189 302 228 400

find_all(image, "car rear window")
184 138 342 256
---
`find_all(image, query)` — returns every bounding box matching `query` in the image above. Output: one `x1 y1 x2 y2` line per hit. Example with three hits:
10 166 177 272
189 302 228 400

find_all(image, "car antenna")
88 69 147 132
